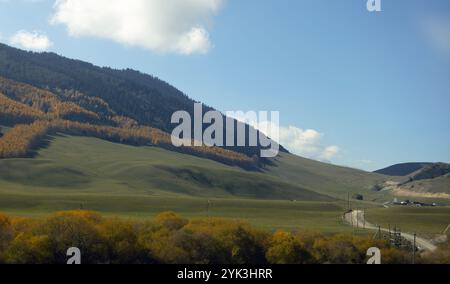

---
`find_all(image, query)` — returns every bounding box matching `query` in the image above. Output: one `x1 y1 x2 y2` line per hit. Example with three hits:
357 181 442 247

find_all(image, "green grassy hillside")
267 153 388 202
0 134 332 200
0 135 353 231
1 135 449 234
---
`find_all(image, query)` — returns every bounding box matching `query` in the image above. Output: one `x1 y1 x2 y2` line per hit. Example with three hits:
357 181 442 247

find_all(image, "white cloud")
0 0 46 3
319 146 340 161
9 30 53 51
229 113 340 162
422 17 450 57
276 126 340 162
50 0 223 55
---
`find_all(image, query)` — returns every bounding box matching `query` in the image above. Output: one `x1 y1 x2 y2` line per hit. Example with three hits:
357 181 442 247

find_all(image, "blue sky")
1 0 449 171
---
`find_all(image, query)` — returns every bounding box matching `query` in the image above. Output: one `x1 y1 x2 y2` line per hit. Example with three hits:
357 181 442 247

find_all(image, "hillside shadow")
27 134 62 158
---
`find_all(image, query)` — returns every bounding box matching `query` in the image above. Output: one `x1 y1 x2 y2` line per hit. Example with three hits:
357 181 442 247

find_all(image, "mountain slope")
0 43 398 204
0 76 259 169
408 163 450 181
395 163 450 197
374 163 432 176
378 163 450 200
0 43 285 159
0 135 333 201
267 153 387 201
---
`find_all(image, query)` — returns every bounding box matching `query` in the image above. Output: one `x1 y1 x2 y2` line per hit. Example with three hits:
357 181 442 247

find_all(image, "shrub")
36 211 106 264
266 231 313 264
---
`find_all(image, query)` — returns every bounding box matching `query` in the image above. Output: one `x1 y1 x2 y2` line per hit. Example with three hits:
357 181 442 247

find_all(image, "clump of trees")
0 77 101 124
0 210 444 264
0 120 50 158
0 93 45 125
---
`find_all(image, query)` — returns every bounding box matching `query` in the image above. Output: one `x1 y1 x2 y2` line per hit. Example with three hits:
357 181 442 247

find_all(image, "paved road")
344 210 437 252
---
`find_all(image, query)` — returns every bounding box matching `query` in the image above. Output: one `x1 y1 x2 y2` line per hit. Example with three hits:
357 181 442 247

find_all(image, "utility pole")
356 208 359 229
348 192 350 210
388 224 391 240
207 199 212 218
413 233 417 265
363 208 366 229
350 208 354 227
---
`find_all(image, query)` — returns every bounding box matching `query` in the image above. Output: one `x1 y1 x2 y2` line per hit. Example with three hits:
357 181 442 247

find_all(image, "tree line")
0 210 448 264
0 77 102 124
0 119 258 169
0 93 44 125
0 76 258 169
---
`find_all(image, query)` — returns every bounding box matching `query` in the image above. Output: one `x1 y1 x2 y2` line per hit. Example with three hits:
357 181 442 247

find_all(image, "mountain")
400 163 450 195
374 163 433 176
0 43 285 161
408 163 450 181
0 43 422 205
377 163 450 200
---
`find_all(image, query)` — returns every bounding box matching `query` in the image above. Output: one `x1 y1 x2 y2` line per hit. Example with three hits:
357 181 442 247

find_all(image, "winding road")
344 210 437 252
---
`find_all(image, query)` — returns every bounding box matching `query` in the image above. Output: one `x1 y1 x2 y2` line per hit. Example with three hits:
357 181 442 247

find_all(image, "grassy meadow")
365 207 450 238
0 134 448 237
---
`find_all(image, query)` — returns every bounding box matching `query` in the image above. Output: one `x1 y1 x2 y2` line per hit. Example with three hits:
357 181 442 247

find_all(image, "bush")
36 210 106 264
418 245 450 264
0 213 14 262
98 218 143 264
5 233 52 264
266 231 313 264
0 211 447 264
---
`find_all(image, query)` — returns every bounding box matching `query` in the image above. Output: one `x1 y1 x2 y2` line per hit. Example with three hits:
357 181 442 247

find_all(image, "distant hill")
377 163 450 199
407 163 450 182
374 163 432 176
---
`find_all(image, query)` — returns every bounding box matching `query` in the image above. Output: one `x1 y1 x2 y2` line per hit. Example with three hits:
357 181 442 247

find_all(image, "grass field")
267 153 388 202
0 135 333 201
0 134 448 236
0 192 356 232
0 135 369 232
366 207 450 238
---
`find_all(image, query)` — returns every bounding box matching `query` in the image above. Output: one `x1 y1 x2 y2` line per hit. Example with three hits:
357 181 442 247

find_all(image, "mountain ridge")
374 163 433 176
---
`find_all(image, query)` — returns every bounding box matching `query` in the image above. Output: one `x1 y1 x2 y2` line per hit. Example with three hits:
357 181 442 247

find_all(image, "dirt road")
344 210 437 252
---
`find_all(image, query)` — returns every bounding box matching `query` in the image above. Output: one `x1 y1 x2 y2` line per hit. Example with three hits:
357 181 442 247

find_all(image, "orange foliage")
0 211 447 264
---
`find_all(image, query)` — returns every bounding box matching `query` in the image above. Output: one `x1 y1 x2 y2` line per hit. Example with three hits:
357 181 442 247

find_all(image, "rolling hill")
0 133 384 231
375 163 450 201
0 135 332 201
1 43 449 225
375 163 433 176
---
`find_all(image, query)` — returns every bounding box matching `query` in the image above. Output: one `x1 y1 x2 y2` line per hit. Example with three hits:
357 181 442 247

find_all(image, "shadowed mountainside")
374 163 433 177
